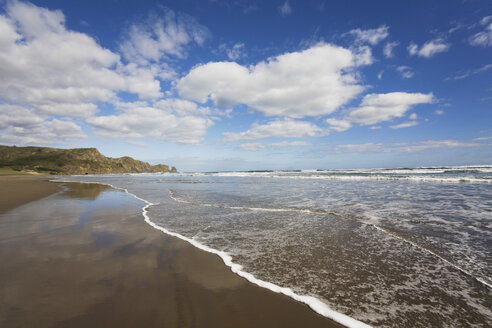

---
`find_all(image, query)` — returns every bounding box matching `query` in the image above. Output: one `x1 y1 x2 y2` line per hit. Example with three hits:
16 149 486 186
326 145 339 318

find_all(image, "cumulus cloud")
119 8 209 65
347 92 434 125
348 25 389 45
326 92 433 131
408 39 450 58
239 141 311 151
0 104 85 145
278 1 292 16
383 41 399 58
396 66 414 79
154 98 213 116
223 120 323 141
0 0 163 122
178 43 370 118
325 118 351 132
333 139 483 153
87 105 213 144
469 16 492 47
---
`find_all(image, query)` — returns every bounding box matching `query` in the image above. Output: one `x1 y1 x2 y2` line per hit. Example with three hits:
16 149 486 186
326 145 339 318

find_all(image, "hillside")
0 145 177 175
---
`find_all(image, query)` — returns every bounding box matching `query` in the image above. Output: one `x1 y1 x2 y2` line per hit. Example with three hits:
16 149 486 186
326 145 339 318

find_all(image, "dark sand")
0 174 61 214
0 179 342 327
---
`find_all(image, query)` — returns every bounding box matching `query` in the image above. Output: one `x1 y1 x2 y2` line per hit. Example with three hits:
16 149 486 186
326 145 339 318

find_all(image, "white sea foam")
368 224 492 289
169 189 492 290
269 175 488 183
53 179 372 328
167 168 492 184
72 166 492 185
169 190 340 216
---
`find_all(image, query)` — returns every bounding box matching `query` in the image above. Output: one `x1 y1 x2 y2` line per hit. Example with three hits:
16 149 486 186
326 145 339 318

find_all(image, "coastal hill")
0 145 177 175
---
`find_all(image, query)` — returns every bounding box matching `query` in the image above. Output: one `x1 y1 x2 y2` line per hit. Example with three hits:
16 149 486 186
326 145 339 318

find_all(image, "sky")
0 0 491 172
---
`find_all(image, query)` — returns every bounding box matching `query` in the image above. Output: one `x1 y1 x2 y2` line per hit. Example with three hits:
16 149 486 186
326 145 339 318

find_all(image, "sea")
57 165 492 328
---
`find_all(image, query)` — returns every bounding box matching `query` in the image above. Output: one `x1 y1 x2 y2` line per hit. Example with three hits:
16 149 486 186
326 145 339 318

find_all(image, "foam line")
369 224 492 289
169 189 492 290
211 174 491 184
53 179 372 328
169 190 342 216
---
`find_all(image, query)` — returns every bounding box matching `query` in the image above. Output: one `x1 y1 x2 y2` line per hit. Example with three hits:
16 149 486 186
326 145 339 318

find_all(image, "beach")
0 173 61 214
0 176 341 327
55 170 492 327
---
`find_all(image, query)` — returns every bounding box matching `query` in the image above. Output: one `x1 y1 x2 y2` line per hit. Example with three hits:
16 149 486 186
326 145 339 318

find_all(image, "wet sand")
0 180 342 327
0 174 61 214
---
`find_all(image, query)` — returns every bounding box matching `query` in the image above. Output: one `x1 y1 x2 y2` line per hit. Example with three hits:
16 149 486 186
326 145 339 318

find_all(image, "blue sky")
0 0 491 171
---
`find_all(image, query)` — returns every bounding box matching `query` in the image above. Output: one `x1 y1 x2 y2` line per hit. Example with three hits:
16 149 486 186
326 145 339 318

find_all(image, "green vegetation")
0 145 177 175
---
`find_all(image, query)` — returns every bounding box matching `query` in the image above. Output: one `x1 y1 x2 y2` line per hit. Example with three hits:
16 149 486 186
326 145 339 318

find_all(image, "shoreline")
0 177 344 327
56 179 371 328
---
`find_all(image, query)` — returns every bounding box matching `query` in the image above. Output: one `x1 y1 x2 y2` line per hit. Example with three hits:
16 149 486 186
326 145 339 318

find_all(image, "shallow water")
57 166 492 327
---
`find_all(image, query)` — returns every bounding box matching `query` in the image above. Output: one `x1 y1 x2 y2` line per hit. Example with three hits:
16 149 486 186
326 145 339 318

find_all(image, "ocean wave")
183 172 492 183
165 165 492 183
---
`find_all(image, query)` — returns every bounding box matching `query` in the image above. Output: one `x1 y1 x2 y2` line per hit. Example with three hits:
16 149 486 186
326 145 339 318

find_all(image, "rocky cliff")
0 145 177 175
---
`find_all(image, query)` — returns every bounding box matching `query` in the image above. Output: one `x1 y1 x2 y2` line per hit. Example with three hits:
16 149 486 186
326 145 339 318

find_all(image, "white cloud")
36 103 98 118
396 66 414 79
239 142 265 151
119 8 209 65
223 120 323 141
0 1 163 121
87 106 213 144
435 109 444 115
480 16 492 25
469 16 492 47
448 24 463 34
178 43 369 118
154 98 212 116
0 104 85 145
239 140 311 151
334 139 482 153
270 141 311 147
390 120 418 129
383 41 399 58
408 39 450 58
348 25 389 45
278 1 292 16
407 43 418 56
448 63 492 80
347 92 434 125
473 136 492 141
218 42 246 60
325 118 351 132
377 70 384 80
352 45 373 66
326 92 432 132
